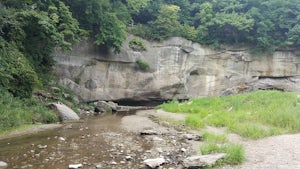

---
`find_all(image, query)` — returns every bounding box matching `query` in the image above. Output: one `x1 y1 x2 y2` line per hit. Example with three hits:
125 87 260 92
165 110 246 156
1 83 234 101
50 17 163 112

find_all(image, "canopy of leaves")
128 0 300 49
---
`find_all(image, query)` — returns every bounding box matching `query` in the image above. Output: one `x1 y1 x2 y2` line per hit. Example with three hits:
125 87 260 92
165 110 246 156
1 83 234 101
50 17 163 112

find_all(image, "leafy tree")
62 0 127 53
148 4 181 40
211 12 254 43
176 24 197 41
286 24 300 47
246 0 300 49
95 13 126 53
131 0 163 24
126 0 150 14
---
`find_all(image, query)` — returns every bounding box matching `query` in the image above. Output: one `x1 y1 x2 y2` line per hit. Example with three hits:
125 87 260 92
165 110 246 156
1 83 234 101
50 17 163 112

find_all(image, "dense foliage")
0 0 81 95
0 40 38 98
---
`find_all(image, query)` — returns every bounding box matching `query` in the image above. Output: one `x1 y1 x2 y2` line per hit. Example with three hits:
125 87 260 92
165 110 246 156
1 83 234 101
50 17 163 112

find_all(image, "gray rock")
144 158 166 168
140 130 159 135
48 102 80 121
95 101 118 113
0 161 8 168
182 153 226 168
181 134 202 141
181 46 194 53
85 79 97 89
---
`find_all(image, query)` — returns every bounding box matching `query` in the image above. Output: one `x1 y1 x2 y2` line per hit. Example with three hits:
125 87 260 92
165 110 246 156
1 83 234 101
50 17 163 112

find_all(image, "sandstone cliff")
54 35 300 102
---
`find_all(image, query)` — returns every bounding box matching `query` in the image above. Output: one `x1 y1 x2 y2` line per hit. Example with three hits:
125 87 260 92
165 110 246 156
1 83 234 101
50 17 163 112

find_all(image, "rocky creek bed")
0 109 222 169
0 109 299 169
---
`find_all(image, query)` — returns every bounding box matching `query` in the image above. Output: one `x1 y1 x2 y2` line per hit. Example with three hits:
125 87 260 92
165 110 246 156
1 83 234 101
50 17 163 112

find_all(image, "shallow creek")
0 114 152 169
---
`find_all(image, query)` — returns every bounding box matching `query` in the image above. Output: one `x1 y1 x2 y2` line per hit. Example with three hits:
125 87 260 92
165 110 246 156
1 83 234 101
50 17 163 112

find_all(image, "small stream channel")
0 114 152 169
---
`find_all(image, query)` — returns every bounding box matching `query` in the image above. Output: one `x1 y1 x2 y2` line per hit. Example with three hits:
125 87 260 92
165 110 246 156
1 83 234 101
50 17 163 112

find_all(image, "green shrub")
136 59 150 71
0 41 38 98
129 38 147 51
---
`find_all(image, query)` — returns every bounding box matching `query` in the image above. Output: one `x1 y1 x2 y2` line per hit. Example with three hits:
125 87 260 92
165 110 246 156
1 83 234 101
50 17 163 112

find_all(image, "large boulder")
95 101 118 113
182 153 226 168
48 103 80 121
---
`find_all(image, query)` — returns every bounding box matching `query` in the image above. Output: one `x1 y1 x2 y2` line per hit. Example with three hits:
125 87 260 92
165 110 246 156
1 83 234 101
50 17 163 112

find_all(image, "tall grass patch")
200 132 245 165
201 143 245 165
0 90 58 131
159 90 300 139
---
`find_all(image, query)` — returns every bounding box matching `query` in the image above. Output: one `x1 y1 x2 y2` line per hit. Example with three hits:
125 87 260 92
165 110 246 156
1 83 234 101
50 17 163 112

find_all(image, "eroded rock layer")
54 35 300 102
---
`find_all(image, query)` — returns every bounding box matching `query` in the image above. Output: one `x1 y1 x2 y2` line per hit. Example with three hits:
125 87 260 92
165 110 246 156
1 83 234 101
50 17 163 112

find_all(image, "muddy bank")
0 124 62 140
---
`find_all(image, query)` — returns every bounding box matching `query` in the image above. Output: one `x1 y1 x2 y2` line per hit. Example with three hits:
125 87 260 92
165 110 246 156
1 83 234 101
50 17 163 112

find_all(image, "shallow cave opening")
114 98 190 107
114 99 166 107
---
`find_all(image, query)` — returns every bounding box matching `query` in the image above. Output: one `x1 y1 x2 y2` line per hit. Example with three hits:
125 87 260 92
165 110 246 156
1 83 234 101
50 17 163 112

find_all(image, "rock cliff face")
54 35 300 102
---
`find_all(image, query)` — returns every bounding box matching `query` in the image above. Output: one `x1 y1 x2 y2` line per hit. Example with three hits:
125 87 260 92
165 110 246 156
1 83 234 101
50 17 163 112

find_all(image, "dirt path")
221 134 300 169
127 109 300 169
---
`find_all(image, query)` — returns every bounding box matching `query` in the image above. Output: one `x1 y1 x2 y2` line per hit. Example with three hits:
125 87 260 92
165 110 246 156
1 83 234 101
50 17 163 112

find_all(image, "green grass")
158 90 300 139
0 90 58 132
200 132 244 165
202 132 228 143
201 142 245 165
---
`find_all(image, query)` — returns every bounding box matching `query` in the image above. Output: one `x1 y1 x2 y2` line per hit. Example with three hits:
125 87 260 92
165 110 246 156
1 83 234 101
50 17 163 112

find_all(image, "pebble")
68 163 83 169
156 148 163 153
0 161 8 168
110 161 117 165
125 156 132 161
37 145 47 149
59 137 66 141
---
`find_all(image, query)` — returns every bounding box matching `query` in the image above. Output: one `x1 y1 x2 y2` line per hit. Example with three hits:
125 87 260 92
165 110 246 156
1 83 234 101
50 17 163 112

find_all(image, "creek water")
0 114 152 169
